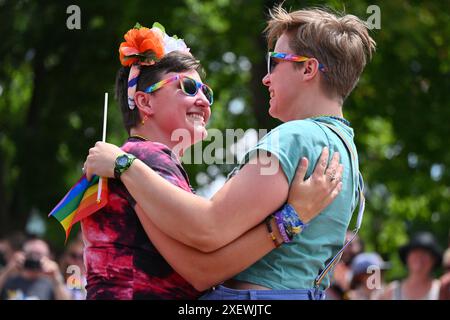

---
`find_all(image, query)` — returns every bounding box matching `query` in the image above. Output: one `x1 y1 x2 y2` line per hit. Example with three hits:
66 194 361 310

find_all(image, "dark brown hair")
115 51 203 134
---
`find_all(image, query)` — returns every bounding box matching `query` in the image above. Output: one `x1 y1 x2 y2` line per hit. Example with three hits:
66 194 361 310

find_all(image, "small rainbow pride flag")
49 175 108 241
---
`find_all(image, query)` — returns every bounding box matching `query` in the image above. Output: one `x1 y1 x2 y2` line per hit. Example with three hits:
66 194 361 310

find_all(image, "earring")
141 115 148 125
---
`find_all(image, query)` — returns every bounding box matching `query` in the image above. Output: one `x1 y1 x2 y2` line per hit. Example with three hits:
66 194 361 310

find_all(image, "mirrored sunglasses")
144 74 214 106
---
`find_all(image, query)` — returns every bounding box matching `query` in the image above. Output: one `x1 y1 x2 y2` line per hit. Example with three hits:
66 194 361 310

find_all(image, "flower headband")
119 22 190 109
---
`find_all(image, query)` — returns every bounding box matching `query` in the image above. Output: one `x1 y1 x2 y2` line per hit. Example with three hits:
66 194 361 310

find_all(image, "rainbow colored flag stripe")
49 175 108 240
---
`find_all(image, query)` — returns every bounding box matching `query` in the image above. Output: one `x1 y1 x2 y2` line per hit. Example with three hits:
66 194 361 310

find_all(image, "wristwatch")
114 153 136 180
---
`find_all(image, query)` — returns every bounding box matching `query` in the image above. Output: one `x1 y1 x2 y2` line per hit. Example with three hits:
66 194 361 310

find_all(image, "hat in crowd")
351 252 390 277
399 232 443 268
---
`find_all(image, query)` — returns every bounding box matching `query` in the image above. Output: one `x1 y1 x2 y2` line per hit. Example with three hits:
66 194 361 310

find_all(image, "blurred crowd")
0 232 86 300
326 231 450 300
0 230 448 300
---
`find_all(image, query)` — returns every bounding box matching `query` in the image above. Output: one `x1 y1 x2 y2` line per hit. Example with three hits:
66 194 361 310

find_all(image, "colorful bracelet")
274 204 308 242
264 215 282 248
283 203 308 235
274 210 292 243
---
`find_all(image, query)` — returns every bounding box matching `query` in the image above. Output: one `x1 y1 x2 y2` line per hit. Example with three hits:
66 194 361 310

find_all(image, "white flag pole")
97 92 108 203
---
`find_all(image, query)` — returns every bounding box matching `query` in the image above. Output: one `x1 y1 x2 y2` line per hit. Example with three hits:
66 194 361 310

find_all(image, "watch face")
117 155 128 166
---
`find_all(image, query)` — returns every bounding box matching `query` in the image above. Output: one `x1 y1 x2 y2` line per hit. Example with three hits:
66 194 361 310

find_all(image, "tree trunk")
7 50 46 235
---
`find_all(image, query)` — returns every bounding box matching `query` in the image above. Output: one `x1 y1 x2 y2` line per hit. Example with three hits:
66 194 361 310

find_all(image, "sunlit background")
0 0 449 282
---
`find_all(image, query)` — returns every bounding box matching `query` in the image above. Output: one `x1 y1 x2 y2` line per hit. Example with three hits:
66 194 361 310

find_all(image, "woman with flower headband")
81 22 342 300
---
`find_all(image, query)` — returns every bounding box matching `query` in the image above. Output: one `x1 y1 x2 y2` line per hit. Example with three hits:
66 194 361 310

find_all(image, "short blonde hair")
265 6 376 102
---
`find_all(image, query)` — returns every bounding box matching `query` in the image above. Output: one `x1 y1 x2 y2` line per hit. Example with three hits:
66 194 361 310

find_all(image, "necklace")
312 115 351 127
129 134 149 141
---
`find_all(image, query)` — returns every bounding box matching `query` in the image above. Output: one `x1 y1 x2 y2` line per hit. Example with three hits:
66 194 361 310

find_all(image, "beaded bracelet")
264 215 282 248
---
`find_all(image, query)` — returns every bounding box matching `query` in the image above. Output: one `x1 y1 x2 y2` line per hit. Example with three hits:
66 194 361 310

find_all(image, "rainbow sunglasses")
144 74 214 106
267 52 326 74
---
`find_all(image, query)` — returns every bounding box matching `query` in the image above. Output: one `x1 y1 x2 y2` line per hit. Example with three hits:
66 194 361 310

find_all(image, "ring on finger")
328 173 336 182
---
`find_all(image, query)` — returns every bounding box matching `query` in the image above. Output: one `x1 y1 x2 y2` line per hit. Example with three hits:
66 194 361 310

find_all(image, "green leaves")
0 0 448 270
152 22 166 33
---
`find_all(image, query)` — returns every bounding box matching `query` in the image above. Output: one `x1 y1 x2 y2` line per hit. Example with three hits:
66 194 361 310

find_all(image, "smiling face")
146 69 212 146
262 33 306 122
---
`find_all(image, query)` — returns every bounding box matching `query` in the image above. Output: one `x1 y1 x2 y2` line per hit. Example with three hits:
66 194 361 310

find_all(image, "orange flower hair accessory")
119 23 165 66
120 22 190 110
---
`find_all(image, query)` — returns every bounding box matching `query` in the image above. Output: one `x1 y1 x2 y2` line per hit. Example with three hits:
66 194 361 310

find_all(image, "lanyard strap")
312 122 366 289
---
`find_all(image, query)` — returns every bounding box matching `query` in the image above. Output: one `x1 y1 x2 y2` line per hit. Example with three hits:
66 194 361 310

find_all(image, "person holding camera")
0 238 71 300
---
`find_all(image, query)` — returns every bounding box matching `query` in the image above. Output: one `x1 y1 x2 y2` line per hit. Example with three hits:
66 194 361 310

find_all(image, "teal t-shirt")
232 116 360 290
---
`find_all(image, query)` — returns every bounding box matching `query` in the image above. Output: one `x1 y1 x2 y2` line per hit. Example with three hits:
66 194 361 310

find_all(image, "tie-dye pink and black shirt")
81 137 201 300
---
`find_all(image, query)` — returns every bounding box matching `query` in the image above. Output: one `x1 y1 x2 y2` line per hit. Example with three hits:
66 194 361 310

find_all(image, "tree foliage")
0 0 448 279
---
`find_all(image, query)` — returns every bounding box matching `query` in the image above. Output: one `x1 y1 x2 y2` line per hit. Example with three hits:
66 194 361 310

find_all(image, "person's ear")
134 91 155 117
302 59 320 81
